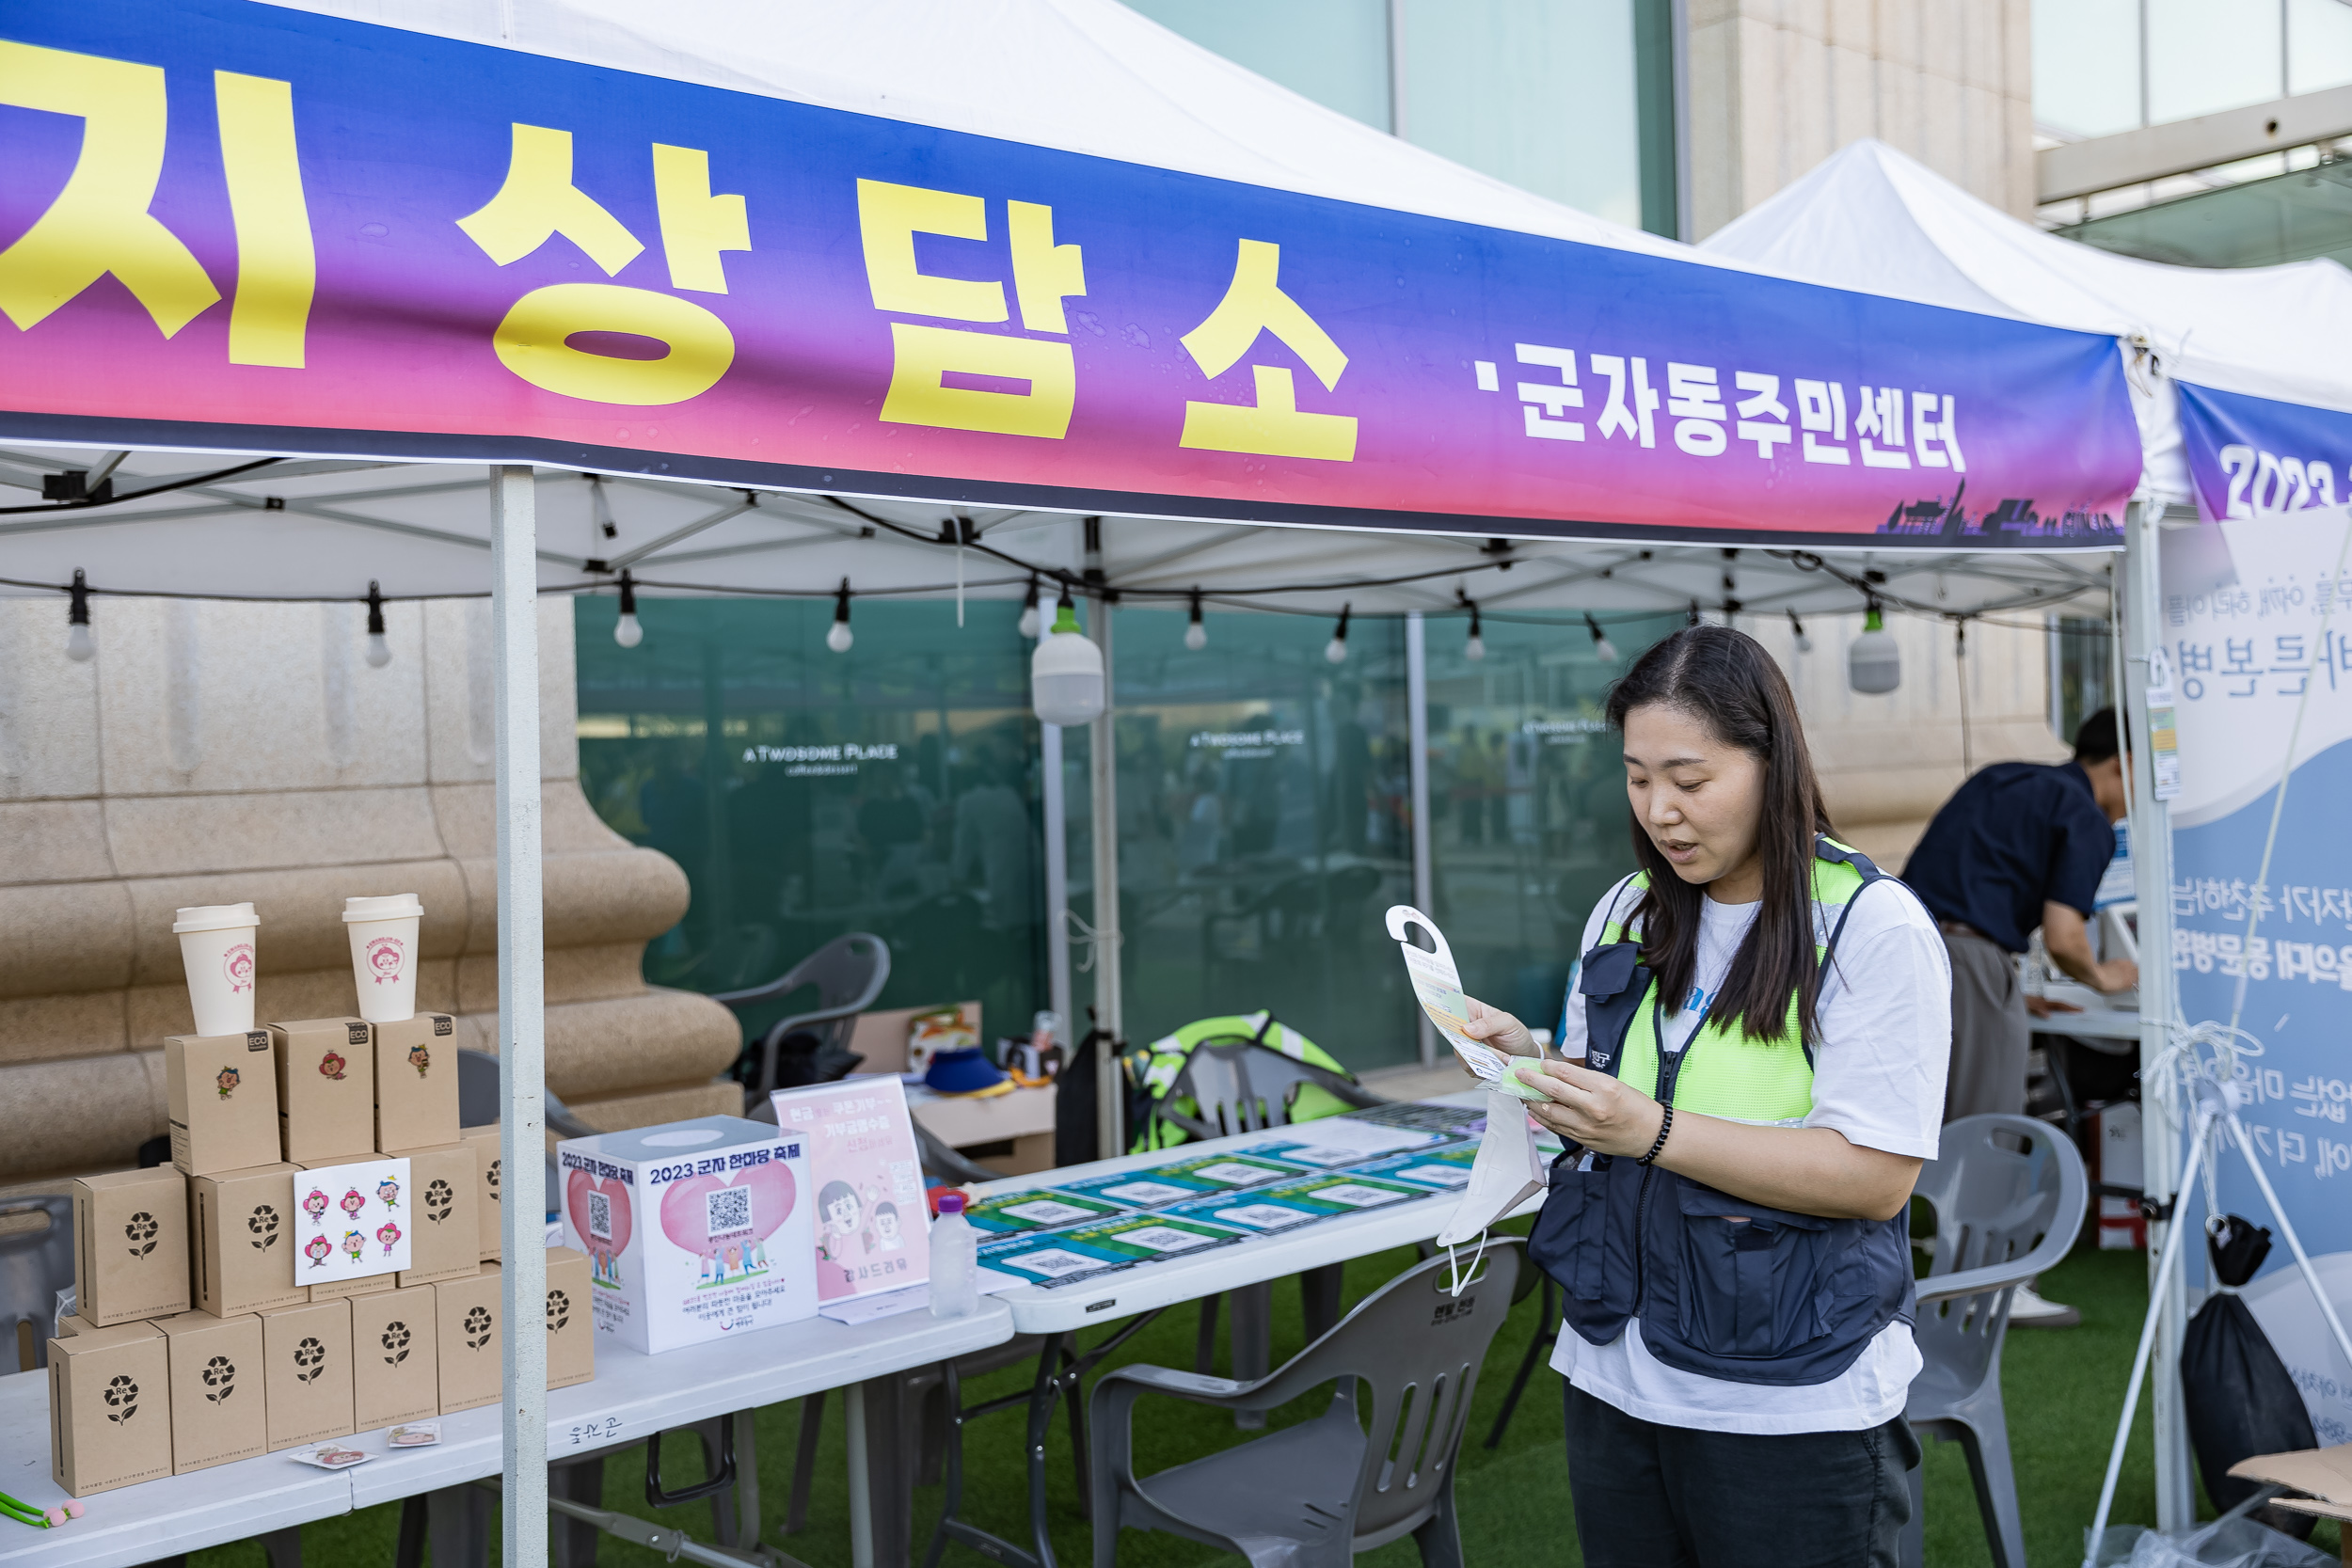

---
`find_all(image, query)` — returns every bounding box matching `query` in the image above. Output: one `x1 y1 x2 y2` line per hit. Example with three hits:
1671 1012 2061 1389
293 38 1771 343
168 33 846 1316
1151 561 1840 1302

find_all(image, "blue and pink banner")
2 0 2143 546
2178 380 2352 521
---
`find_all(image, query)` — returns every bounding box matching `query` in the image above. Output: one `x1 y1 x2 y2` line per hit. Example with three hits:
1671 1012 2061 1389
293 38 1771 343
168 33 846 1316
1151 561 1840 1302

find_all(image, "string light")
1184 590 1207 651
612 570 644 649
1584 612 1618 664
1788 608 1811 655
65 569 93 662
1464 600 1485 662
1849 596 1900 693
1031 587 1104 726
1017 575 1042 640
826 578 853 653
1324 604 1351 665
365 580 393 666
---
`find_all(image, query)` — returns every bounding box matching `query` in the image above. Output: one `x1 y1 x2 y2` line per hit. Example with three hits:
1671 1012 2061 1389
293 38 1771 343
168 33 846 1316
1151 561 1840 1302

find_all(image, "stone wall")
0 594 740 1185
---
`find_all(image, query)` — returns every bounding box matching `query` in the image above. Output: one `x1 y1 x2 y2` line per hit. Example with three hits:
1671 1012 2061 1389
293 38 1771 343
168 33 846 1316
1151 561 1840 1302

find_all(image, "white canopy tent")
0 7 2154 1563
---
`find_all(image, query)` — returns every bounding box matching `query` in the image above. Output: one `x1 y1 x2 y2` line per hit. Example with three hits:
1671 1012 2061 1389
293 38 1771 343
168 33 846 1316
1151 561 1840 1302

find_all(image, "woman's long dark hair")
1604 625 1834 1045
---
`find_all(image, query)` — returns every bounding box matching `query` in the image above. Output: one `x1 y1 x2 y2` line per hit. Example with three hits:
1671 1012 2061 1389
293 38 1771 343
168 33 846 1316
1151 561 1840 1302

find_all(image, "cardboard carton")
155 1311 266 1474
72 1167 191 1325
460 1124 502 1263
557 1116 816 1354
270 1017 376 1164
258 1297 354 1451
545 1247 595 1390
387 1143 480 1288
349 1285 439 1431
48 1323 172 1497
55 1311 95 1338
166 1030 281 1176
373 1014 459 1152
190 1163 307 1318
433 1264 501 1414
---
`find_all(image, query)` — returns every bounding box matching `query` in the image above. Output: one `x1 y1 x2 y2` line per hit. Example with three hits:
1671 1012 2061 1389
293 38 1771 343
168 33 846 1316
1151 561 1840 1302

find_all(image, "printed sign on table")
1168 1173 1428 1234
977 1212 1248 1289
1056 1151 1309 1209
771 1078 930 1301
963 1188 1129 1236
1357 1145 1481 1191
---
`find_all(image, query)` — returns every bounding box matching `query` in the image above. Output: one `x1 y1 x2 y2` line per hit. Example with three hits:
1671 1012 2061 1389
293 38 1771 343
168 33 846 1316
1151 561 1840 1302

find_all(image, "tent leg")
1406 610 1434 1068
493 464 549 1568
2122 499 2193 1532
1042 722 1072 1053
1086 576 1121 1160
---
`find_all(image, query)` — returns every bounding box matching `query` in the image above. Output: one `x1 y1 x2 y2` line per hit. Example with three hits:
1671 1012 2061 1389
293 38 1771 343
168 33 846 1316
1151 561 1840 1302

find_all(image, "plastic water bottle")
930 1193 979 1319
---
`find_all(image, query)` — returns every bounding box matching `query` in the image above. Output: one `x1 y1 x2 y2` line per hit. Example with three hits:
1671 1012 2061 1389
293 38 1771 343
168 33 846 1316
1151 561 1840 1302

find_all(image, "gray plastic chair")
1089 1239 1523 1568
0 1193 72 1372
1901 1113 2089 1568
710 931 891 1100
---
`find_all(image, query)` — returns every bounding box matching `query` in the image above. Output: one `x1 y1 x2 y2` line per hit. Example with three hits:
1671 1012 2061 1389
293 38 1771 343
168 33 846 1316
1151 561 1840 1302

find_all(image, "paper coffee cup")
173 903 260 1037
342 894 424 1024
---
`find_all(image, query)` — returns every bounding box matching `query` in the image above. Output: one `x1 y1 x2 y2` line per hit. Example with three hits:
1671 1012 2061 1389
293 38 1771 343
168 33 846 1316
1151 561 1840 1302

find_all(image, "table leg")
549 1455 608 1568
730 1406 762 1551
428 1481 495 1568
1228 1282 1272 1430
846 1383 873 1568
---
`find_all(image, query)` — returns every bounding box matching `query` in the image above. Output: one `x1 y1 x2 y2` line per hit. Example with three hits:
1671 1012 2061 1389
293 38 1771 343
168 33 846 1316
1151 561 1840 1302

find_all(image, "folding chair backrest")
1279 1242 1524 1544
1160 1038 1372 1141
1911 1114 2075 1389
765 932 892 1053
0 1193 73 1372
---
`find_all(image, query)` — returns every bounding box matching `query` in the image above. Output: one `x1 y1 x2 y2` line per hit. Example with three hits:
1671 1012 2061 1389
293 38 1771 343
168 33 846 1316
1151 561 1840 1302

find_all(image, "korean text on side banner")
0 0 2141 546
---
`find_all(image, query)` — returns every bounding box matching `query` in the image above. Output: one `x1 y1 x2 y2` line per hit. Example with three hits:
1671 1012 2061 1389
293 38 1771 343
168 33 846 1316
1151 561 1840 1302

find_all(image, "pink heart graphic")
658 1163 796 1254
564 1169 633 1255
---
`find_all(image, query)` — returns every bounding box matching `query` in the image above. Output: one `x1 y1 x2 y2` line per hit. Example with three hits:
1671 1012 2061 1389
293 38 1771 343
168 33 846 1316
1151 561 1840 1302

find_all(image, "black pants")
1563 1385 1920 1568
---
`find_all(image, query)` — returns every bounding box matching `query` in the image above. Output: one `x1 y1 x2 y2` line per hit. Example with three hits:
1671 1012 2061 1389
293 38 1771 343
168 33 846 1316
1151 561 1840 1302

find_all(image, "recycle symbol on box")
104 1374 138 1422
294 1338 326 1384
381 1323 411 1366
124 1212 158 1259
464 1306 493 1350
203 1355 236 1403
249 1204 280 1250
547 1290 569 1331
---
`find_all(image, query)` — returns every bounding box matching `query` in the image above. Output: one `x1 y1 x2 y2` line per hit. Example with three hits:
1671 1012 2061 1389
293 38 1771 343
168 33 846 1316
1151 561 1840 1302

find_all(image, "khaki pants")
1942 927 2028 1123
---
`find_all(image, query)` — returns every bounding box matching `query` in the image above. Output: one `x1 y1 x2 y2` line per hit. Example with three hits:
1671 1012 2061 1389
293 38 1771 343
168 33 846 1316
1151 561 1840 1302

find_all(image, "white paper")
818 1284 931 1325
294 1157 411 1281
1385 906 1549 1101
1435 1089 1549 1248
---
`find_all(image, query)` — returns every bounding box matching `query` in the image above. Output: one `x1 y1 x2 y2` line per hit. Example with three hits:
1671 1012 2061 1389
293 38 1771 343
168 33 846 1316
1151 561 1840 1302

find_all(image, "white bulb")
1464 634 1486 662
1032 629 1104 726
1595 637 1619 664
1848 628 1901 694
1018 602 1041 640
826 619 853 654
1794 633 1814 656
365 631 393 668
65 623 94 662
612 613 643 650
1324 637 1348 665
1184 620 1207 651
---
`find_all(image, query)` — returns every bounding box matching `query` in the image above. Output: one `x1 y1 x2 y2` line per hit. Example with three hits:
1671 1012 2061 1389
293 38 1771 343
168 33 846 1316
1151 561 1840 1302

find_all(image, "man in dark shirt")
1906 706 2137 1122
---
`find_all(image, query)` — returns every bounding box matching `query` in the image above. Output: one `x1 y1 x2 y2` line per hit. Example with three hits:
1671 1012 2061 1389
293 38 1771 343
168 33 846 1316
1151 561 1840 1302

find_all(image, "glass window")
1121 0 1394 132
1092 607 1419 1072
2033 0 2144 139
574 596 1049 1066
2050 615 2115 751
1397 0 1643 227
1424 611 1683 1034
2290 0 2352 96
2147 0 2282 125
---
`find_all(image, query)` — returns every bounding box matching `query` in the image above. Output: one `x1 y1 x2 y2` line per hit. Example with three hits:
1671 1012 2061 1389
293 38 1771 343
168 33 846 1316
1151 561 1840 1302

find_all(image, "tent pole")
2122 499 2192 1531
1087 584 1122 1159
492 464 549 1568
1406 611 1435 1068
1041 721 1072 1053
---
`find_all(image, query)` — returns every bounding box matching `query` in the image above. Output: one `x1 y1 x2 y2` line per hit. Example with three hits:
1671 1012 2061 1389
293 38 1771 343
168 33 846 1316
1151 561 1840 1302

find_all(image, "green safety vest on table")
1125 1011 1355 1152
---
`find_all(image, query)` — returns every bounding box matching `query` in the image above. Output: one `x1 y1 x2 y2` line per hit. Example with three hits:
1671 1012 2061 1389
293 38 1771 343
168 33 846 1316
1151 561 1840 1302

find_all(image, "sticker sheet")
294 1156 412 1281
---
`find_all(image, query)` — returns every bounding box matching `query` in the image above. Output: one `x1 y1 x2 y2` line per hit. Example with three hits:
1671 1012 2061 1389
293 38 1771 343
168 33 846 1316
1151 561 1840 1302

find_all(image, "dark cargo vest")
1528 837 1916 1386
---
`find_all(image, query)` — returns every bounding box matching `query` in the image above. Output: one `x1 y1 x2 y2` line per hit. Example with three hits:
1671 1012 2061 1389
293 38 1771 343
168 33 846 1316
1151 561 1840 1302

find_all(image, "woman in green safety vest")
1464 625 1950 1568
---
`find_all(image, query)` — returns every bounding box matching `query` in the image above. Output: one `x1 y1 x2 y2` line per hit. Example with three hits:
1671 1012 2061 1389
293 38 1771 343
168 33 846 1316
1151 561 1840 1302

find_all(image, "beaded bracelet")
1636 1103 1675 1166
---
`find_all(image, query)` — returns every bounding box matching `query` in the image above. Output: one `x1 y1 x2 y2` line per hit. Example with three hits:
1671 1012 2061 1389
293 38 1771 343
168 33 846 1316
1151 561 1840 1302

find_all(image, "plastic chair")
1900 1113 2089 1568
0 1193 72 1372
1088 1240 1524 1568
710 932 892 1101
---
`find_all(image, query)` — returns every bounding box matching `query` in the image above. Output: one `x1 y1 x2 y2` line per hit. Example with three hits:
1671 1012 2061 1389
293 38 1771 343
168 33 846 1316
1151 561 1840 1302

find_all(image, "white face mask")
1434 1085 1548 1291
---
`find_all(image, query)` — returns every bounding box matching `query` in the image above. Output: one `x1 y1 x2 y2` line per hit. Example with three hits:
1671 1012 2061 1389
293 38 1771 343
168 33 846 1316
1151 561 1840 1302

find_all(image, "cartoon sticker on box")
303 1187 329 1227
565 1170 633 1288
660 1162 794 1289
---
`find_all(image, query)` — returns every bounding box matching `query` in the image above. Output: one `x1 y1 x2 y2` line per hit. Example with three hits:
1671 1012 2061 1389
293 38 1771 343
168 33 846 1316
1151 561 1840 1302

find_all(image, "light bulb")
1465 632 1486 662
1848 605 1900 694
1595 635 1618 664
366 631 393 667
1788 610 1812 655
1324 605 1351 664
1184 620 1208 652
826 619 853 654
1017 578 1041 640
612 613 643 650
65 622 94 662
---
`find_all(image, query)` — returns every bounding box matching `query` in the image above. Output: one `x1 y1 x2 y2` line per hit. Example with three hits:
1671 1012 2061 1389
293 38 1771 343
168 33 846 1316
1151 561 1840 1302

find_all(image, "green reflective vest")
1126 1011 1354 1152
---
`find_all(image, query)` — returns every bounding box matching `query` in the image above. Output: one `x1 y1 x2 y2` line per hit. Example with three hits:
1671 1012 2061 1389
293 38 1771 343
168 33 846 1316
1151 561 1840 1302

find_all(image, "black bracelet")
1636 1103 1675 1166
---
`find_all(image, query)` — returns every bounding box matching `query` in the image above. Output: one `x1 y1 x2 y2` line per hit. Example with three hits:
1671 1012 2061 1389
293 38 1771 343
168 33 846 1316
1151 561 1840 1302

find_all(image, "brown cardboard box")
388 1143 479 1287
373 1014 459 1152
155 1311 266 1474
48 1323 172 1497
545 1248 594 1390
56 1312 95 1337
190 1164 307 1318
307 1272 392 1303
258 1297 354 1451
167 1030 281 1176
459 1124 502 1263
72 1168 191 1326
270 1017 376 1164
349 1286 438 1431
433 1263 500 1414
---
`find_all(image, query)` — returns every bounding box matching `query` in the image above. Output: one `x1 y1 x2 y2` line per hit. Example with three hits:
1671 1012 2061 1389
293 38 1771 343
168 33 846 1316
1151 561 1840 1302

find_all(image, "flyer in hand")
1383 906 1549 1102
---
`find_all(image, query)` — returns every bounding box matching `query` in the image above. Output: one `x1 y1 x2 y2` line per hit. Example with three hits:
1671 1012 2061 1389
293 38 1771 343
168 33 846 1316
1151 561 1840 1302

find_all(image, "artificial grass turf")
187 1241 2341 1567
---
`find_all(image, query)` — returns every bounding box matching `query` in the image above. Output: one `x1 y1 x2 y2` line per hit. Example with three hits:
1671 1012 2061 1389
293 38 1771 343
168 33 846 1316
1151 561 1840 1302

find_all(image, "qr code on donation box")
706 1186 754 1240
588 1191 612 1243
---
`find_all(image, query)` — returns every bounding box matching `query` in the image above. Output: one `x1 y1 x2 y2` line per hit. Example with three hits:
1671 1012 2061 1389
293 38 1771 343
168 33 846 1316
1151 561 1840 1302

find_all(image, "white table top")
975 1094 1543 1336
0 1297 1013 1567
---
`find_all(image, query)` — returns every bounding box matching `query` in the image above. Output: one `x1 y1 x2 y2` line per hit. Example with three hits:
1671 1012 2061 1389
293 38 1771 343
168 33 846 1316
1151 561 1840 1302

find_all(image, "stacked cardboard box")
47 1011 587 1497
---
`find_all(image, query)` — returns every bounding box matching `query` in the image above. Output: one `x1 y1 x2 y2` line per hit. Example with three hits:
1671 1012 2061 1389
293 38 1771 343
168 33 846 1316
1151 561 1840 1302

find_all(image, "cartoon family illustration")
815 1180 907 1287
692 1238 771 1286
587 1247 624 1287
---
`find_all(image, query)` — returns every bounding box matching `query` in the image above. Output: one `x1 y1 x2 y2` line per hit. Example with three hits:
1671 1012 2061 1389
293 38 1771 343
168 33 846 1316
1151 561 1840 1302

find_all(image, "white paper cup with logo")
174 903 260 1036
343 895 424 1024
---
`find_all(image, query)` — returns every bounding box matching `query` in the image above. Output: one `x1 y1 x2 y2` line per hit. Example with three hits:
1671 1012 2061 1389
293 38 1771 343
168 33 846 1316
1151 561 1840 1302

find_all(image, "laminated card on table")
1167 1172 1427 1234
1355 1145 1480 1191
963 1188 1128 1236
1055 1151 1310 1209
977 1212 1246 1290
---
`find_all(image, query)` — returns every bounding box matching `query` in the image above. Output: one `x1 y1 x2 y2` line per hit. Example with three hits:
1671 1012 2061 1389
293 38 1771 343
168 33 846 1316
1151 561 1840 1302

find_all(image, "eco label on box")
558 1116 817 1354
963 1188 1127 1236
293 1156 412 1282
769 1079 930 1302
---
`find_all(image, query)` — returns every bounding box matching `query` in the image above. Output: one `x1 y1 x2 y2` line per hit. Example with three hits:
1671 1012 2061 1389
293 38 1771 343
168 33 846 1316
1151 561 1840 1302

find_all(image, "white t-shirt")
1546 872 1952 1434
